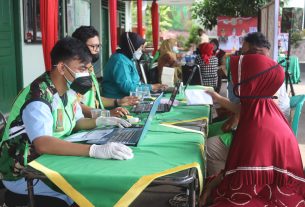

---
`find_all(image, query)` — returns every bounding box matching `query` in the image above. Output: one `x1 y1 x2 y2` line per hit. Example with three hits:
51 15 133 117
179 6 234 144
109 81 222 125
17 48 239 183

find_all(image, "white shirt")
22 95 83 142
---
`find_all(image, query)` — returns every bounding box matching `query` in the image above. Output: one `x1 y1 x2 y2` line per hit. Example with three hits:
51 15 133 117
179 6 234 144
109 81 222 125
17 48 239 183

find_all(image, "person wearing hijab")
210 38 226 93
150 38 181 83
72 26 138 118
195 43 219 90
201 40 305 206
206 32 291 178
102 32 166 99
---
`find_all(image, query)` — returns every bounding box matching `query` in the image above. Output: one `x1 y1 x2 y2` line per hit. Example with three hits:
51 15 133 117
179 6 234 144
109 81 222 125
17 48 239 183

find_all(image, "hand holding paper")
204 90 221 102
185 89 213 105
161 67 175 87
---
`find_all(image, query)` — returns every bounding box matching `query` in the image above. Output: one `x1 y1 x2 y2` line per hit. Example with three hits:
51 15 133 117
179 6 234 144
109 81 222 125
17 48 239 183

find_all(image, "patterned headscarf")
198 43 214 65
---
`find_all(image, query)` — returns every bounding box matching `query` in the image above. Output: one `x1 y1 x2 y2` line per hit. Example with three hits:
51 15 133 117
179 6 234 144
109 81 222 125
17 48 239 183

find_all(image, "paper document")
64 129 114 142
185 89 213 105
161 67 175 87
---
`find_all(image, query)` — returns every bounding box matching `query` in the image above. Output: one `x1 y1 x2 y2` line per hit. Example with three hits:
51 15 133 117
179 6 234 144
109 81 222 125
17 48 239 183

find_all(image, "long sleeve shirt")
102 53 151 99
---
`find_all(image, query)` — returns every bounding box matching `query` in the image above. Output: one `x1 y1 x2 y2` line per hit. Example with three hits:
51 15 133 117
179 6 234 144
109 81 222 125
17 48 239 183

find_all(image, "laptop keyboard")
133 103 167 112
109 128 142 144
136 104 152 111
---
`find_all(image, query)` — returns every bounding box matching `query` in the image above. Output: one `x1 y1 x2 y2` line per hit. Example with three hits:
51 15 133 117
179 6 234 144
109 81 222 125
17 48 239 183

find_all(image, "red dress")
211 54 305 206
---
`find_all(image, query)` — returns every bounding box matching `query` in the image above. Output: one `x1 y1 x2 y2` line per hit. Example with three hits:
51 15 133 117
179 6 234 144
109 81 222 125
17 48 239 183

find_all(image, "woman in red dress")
203 33 305 206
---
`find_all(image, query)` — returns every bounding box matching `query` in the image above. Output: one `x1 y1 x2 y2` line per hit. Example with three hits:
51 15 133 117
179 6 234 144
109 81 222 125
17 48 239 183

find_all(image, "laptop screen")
138 93 163 144
184 65 199 91
167 81 181 108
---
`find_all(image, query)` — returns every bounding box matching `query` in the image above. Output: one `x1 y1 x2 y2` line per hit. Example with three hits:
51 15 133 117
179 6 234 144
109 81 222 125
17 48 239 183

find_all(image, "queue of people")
1 24 304 206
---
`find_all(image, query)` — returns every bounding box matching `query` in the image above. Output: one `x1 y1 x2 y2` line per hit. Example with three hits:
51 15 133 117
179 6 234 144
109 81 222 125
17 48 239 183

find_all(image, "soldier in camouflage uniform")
0 37 133 205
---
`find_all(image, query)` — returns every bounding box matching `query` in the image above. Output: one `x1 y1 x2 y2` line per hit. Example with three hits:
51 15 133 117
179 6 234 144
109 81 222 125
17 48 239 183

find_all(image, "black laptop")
86 93 163 146
132 82 181 113
183 64 200 91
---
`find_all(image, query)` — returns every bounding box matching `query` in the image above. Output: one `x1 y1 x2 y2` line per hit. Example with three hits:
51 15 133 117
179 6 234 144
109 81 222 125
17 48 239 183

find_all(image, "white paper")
64 129 114 142
185 89 213 105
161 67 175 87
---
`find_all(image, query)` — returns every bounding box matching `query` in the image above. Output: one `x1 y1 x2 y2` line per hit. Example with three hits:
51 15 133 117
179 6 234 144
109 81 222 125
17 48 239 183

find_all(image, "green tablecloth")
278 55 301 84
29 103 210 207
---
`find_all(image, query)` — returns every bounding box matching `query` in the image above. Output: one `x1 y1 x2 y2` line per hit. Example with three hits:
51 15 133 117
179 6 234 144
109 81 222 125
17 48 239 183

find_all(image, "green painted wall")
0 0 21 113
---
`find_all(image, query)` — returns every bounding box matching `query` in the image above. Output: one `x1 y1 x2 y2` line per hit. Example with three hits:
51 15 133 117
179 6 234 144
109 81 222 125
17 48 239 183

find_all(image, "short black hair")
210 38 219 48
50 37 92 66
198 28 205 34
72 26 99 43
244 32 271 49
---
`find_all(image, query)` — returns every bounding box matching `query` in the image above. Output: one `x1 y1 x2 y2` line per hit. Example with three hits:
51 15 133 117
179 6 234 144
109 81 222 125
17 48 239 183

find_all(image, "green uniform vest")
0 73 79 180
82 71 104 109
149 51 160 70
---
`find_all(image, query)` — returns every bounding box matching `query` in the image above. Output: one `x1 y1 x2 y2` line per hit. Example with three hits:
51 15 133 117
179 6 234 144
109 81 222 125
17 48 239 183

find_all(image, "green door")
0 0 20 113
101 6 109 69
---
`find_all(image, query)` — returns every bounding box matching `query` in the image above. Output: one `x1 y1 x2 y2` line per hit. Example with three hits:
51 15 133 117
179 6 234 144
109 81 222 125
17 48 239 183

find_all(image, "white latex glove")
89 143 134 160
95 116 131 128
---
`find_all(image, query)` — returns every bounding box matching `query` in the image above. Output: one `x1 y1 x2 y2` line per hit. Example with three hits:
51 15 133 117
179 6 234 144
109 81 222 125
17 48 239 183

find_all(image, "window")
23 0 41 43
66 0 91 36
23 0 64 43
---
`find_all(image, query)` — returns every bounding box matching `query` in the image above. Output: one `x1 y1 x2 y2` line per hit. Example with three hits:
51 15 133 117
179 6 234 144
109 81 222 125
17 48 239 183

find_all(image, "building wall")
19 1 45 87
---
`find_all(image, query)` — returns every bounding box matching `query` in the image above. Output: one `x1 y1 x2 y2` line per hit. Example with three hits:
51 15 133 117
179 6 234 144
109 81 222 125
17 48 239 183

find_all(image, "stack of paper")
185 89 213 105
161 67 175 87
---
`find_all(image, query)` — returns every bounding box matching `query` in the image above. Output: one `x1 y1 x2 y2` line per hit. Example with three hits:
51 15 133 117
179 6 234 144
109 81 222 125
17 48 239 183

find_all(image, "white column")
90 0 103 77
125 1 132 32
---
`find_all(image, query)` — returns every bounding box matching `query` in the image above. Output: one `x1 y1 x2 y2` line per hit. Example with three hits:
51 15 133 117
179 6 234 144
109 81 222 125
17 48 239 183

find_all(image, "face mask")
172 46 179 54
64 64 93 95
133 50 142 60
91 53 100 63
70 76 93 95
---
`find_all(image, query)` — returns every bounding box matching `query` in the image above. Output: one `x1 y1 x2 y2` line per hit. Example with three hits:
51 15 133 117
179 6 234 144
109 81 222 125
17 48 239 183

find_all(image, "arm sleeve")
112 60 139 94
22 101 53 142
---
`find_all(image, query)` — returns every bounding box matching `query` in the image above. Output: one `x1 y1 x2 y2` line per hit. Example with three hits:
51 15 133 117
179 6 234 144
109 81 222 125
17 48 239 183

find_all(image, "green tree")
144 5 173 45
191 0 281 30
185 25 201 48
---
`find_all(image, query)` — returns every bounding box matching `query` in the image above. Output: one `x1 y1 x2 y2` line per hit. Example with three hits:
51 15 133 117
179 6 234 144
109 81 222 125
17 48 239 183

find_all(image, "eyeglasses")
87 44 102 50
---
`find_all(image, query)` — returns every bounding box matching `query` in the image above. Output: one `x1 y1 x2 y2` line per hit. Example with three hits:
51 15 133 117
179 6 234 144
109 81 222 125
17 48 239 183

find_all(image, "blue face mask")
172 46 179 54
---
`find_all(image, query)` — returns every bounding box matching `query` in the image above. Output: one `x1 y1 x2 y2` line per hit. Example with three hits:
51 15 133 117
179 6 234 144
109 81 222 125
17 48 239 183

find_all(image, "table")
24 100 210 207
278 55 301 84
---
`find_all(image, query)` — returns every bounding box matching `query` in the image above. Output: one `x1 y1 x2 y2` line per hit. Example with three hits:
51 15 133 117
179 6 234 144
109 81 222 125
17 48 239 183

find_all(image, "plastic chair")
290 95 305 136
0 112 70 207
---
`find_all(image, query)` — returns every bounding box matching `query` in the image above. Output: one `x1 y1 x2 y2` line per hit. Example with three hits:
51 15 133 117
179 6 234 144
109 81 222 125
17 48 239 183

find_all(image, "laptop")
86 93 163 146
132 81 181 113
182 64 203 90
183 64 199 91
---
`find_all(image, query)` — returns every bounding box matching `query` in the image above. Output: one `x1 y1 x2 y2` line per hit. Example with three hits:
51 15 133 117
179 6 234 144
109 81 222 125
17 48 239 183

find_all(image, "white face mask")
172 46 179 54
64 64 90 79
133 50 143 60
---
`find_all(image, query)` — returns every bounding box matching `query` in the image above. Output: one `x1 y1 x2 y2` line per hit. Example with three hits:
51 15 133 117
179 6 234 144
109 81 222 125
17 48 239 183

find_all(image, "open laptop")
132 81 181 113
183 64 200 91
182 64 203 90
86 93 163 146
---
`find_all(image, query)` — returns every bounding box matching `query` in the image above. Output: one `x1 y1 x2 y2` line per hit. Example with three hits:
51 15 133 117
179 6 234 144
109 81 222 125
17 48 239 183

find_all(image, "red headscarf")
198 43 214 65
